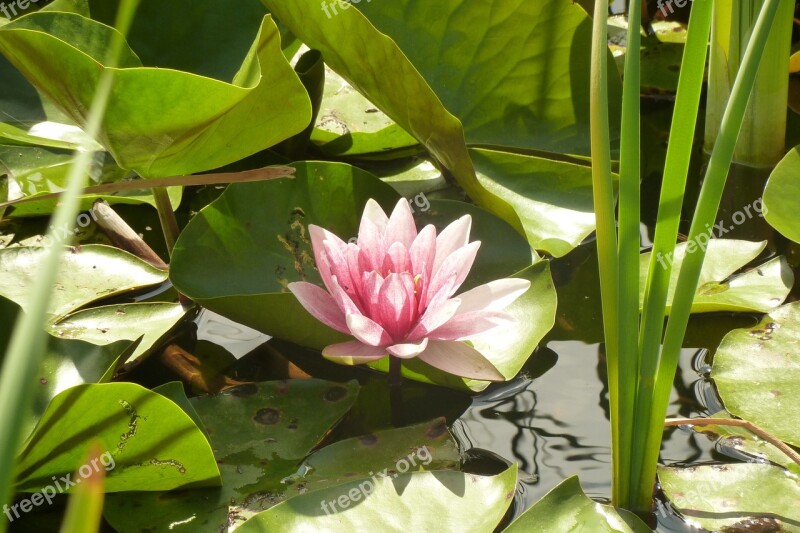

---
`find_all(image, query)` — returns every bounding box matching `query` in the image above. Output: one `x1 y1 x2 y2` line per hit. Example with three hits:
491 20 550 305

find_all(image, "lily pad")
15 382 221 493
48 302 189 364
763 145 800 243
354 0 620 156
238 465 518 532
712 301 800 447
0 12 311 177
104 379 366 531
504 476 649 532
311 65 420 158
659 463 800 532
0 244 168 320
639 239 792 314
470 148 597 258
171 163 555 390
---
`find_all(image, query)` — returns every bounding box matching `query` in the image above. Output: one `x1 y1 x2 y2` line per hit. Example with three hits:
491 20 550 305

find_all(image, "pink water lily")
288 199 530 381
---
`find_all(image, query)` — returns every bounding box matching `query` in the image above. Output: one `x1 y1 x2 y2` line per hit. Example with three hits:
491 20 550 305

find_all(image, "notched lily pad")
639 239 792 314
0 244 168 320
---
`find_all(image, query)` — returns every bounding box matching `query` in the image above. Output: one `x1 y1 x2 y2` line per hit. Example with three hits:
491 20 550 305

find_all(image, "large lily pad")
0 12 311 177
503 476 649 532
712 301 800 447
171 163 555 390
15 383 221 493
639 240 792 314
470 148 596 258
355 0 620 155
659 463 800 532
238 465 518 532
0 244 168 320
763 145 800 243
105 380 371 531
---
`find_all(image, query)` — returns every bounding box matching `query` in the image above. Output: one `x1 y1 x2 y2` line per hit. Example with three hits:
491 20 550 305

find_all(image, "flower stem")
388 356 404 427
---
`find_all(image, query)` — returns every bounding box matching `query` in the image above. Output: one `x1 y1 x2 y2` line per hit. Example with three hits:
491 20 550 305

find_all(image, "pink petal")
308 225 335 292
287 282 349 334
346 313 392 346
382 241 411 275
387 338 428 358
454 279 531 313
357 218 385 272
385 199 417 248
377 273 417 341
424 241 481 310
417 340 505 381
409 225 436 312
360 271 385 320
323 341 388 364
433 215 471 273
406 298 461 341
427 310 517 340
360 199 389 234
323 239 359 304
328 274 364 316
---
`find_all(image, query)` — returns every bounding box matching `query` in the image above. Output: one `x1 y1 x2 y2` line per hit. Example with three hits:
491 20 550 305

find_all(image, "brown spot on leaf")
254 408 281 425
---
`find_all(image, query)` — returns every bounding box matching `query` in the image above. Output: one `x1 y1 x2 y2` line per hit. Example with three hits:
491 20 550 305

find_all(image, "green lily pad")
0 12 311 177
171 164 555 390
170 161 400 350
712 301 800 447
659 463 800 532
0 244 168 320
504 476 649 532
238 465 518 532
15 382 221 493
49 302 189 364
104 379 365 531
763 145 800 243
470 148 597 258
639 239 792 314
311 65 420 158
260 0 523 235
0 144 181 216
354 0 620 156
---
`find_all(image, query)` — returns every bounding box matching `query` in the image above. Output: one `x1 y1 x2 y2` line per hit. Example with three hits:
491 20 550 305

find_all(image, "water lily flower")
288 199 530 381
